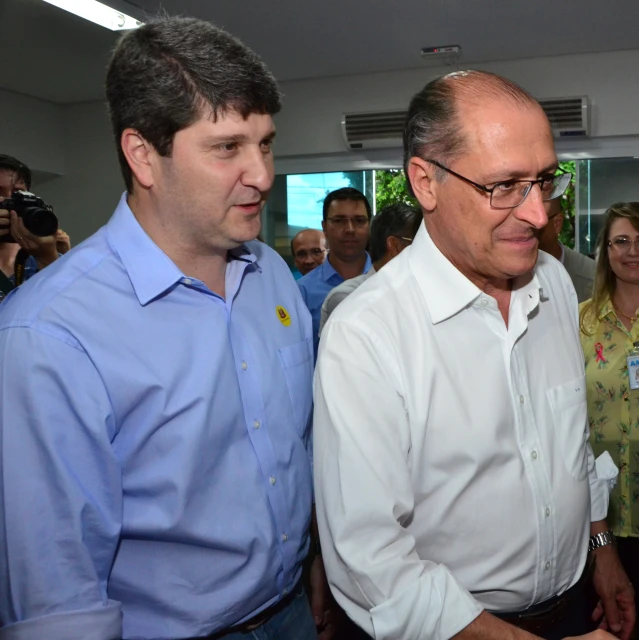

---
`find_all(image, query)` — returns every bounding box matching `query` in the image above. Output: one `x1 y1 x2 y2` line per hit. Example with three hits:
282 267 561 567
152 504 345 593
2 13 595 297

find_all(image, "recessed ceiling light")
41 0 143 31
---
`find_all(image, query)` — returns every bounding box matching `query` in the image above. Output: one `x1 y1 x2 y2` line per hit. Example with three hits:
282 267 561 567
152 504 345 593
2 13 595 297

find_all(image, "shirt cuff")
0 601 122 640
370 564 483 640
590 452 617 522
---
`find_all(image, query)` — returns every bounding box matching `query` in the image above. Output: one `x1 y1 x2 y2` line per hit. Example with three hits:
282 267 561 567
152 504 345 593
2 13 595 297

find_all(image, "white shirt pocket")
546 375 588 481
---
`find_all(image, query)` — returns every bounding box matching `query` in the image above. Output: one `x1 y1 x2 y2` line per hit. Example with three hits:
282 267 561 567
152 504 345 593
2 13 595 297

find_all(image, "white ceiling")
4 0 639 104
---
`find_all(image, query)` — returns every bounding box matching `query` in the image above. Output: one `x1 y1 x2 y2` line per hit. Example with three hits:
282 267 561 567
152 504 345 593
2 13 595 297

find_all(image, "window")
262 171 374 271
576 158 639 256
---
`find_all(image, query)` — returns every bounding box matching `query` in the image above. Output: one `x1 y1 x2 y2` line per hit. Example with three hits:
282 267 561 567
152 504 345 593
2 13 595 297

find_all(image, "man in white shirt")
314 70 633 640
319 203 421 333
538 198 595 302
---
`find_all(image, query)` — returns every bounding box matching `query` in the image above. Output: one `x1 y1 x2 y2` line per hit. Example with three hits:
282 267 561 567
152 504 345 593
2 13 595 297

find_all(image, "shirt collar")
408 223 482 324
106 193 258 305
408 222 543 324
598 296 615 321
558 241 565 264
320 252 372 283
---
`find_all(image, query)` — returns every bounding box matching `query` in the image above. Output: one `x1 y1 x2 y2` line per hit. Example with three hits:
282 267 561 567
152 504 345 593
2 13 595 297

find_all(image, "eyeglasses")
326 216 370 229
608 237 639 253
395 236 414 244
426 159 572 210
295 248 326 259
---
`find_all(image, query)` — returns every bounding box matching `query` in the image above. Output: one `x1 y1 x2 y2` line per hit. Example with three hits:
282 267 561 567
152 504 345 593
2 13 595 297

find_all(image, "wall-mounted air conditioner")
342 96 590 150
538 96 590 137
341 110 406 150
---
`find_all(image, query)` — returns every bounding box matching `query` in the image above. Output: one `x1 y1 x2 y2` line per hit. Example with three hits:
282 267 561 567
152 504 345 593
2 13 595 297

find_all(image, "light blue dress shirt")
297 253 371 356
0 195 314 640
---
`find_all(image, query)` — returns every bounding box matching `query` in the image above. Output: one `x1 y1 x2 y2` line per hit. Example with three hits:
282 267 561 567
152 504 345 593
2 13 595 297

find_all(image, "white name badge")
628 355 639 390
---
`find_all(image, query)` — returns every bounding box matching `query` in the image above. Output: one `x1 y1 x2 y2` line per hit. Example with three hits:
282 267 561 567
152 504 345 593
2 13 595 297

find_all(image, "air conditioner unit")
538 96 590 138
342 110 406 150
342 96 590 150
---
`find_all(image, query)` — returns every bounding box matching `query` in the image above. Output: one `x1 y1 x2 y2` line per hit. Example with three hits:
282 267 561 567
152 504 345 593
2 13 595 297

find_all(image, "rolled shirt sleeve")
588 446 613 522
0 326 122 640
313 319 482 640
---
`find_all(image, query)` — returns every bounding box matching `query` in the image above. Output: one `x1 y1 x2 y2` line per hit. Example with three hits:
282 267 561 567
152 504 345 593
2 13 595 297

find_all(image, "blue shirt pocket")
278 339 313 437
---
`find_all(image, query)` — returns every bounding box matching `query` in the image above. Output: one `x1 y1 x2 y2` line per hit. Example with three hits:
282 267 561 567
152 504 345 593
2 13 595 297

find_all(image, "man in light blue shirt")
297 187 372 355
0 17 325 640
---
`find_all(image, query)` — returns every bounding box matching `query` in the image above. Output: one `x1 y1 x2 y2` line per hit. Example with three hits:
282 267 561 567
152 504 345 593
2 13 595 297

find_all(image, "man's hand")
55 229 71 255
309 554 336 640
590 544 635 639
8 211 58 269
0 207 10 240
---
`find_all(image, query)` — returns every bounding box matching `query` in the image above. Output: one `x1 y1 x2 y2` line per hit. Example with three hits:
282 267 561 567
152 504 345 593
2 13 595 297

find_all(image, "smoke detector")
420 45 461 66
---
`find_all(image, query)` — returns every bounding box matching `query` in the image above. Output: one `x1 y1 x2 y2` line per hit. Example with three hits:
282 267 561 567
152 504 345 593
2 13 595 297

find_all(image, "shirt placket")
224 262 296 594
509 289 557 604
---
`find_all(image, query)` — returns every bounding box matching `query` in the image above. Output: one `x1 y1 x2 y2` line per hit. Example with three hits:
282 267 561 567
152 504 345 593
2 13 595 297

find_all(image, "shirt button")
531 450 538 460
480 299 488 307
544 561 551 571
281 533 288 542
283 588 288 596
254 420 261 429
241 361 248 370
519 395 525 404
183 278 192 286
270 476 276 485
545 507 551 517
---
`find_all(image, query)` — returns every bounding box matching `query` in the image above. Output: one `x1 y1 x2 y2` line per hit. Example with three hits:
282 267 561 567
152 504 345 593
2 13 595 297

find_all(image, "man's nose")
516 184 548 230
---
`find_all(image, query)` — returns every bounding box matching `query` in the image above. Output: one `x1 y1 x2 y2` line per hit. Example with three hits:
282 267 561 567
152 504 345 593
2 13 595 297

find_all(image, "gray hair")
403 70 538 193
369 203 421 263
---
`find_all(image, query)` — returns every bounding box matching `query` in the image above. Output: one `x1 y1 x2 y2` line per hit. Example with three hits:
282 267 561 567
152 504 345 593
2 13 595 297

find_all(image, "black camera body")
0 190 58 243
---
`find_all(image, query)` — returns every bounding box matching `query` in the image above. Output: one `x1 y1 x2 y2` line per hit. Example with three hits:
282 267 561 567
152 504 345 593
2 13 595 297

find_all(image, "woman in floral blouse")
580 201 639 606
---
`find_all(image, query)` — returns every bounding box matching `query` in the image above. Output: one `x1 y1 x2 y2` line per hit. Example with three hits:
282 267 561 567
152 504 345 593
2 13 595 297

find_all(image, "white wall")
0 88 65 177
274 48 639 172
4 47 639 243
36 102 123 244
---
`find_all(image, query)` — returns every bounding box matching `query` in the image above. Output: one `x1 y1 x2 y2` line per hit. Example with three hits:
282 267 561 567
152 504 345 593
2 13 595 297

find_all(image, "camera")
0 190 58 243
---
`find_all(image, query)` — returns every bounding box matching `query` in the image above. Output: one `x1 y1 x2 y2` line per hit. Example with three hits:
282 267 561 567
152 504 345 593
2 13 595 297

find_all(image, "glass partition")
576 158 639 256
262 170 374 273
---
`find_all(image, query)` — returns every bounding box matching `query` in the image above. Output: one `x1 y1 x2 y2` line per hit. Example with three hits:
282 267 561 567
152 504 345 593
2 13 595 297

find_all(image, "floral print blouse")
580 297 639 538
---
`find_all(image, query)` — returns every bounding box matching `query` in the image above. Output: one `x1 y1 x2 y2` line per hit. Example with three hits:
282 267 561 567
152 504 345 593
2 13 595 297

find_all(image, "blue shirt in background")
0 194 314 640
297 252 371 356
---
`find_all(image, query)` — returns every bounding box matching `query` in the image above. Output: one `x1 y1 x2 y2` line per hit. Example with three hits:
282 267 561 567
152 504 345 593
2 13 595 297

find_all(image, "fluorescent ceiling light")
41 0 143 31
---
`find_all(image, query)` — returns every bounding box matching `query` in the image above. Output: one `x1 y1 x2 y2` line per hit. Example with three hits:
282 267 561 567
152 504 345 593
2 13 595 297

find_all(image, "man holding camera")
0 154 70 298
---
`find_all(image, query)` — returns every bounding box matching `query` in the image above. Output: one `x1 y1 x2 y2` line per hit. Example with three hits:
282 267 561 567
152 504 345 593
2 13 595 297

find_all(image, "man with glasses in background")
291 228 327 277
314 70 633 639
538 197 595 302
319 202 421 333
297 187 372 355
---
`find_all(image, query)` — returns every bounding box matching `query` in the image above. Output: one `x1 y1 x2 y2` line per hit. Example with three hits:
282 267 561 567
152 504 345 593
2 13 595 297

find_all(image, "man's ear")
407 157 438 212
120 129 157 190
386 235 402 258
553 210 564 235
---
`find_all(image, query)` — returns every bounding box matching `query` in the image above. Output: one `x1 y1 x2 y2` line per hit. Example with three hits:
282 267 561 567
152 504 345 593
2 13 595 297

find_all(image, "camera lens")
21 207 58 237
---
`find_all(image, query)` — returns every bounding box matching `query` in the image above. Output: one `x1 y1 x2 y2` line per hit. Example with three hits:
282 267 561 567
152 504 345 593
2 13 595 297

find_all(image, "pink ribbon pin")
595 342 606 363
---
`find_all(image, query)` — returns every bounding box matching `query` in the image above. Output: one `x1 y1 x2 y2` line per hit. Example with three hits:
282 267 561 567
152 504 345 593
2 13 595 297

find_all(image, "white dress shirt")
319 267 376 334
313 222 609 640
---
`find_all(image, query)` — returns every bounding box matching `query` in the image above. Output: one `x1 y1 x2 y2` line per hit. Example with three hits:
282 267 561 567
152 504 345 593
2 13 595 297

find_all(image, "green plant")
557 160 576 249
375 169 418 211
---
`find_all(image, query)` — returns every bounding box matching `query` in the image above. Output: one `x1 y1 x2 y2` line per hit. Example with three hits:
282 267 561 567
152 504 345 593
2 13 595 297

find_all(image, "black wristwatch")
588 529 616 552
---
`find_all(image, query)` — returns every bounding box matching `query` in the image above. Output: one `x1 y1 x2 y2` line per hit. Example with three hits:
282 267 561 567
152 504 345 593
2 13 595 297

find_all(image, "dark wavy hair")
106 17 281 192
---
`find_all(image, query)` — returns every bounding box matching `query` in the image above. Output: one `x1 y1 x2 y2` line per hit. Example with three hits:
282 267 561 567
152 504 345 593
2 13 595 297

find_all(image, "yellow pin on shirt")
276 306 291 327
